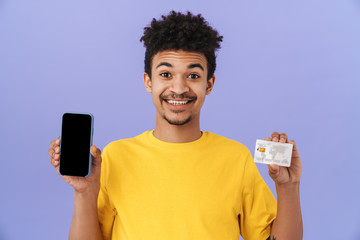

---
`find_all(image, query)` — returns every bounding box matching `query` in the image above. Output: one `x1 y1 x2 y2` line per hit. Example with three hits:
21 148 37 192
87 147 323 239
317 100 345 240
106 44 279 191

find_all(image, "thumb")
90 145 102 167
268 164 280 178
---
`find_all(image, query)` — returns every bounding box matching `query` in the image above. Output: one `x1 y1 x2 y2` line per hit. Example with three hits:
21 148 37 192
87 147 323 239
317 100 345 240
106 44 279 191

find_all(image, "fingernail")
269 164 277 170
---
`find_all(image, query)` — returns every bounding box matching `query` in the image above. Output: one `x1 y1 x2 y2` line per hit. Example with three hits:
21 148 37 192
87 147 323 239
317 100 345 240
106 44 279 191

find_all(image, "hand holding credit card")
254 139 293 167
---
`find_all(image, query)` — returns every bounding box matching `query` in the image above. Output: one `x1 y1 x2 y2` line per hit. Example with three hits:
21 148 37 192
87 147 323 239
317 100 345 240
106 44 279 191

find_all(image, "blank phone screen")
59 113 93 177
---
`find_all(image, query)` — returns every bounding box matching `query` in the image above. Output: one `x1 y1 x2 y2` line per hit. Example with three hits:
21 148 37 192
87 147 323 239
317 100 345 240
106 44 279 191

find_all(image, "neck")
153 113 202 143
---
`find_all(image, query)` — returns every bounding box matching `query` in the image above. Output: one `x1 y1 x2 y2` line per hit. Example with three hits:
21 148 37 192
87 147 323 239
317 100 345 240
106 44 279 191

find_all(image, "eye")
160 72 171 78
188 73 200 79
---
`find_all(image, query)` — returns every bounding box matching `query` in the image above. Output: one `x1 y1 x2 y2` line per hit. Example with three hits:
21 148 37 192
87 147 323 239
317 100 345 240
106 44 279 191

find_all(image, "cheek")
194 84 208 100
151 84 166 104
195 87 209 108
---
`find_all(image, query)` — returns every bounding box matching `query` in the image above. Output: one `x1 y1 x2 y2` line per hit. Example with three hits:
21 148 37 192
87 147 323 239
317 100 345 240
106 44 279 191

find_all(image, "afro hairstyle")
140 11 223 80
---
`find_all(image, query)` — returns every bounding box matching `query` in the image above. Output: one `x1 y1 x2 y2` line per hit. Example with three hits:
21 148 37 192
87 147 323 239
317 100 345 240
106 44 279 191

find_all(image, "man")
49 11 302 240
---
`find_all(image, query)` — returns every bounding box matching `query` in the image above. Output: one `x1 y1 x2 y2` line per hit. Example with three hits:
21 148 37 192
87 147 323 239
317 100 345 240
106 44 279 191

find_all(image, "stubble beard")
163 110 192 126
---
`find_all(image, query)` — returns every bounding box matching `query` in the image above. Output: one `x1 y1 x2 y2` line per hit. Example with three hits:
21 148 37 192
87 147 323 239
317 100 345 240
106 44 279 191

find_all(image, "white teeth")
166 100 189 105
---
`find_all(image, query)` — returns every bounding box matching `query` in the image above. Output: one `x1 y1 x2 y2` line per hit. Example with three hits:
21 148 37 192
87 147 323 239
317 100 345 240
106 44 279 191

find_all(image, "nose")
168 77 190 94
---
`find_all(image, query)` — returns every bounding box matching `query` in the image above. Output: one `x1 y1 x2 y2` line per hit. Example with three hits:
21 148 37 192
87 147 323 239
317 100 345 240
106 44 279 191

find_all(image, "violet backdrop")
0 0 359 239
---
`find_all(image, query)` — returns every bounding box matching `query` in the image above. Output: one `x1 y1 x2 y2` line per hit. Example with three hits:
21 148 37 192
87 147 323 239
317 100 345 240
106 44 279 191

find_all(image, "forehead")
152 50 207 69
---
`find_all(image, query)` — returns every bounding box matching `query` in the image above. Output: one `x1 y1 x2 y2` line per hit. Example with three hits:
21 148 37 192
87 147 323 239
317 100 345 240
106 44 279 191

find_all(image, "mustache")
160 93 197 101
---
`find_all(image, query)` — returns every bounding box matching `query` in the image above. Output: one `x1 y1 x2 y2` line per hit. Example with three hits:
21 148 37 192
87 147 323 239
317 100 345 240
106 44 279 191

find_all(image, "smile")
165 100 191 105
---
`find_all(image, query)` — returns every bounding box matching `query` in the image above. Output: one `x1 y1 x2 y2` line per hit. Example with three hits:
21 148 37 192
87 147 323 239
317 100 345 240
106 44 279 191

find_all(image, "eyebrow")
155 62 204 71
156 62 173 69
188 63 204 71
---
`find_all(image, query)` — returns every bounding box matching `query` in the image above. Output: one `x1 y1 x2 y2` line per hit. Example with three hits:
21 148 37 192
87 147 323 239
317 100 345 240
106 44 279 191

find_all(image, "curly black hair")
140 11 223 80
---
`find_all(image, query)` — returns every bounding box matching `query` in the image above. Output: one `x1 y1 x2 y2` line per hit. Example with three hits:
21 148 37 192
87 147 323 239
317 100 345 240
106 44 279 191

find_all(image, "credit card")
254 140 293 167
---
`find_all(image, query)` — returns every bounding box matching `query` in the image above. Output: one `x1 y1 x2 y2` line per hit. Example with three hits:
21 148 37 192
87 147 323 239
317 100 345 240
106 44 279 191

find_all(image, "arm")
49 137 104 240
269 182 302 240
266 132 303 240
69 190 103 240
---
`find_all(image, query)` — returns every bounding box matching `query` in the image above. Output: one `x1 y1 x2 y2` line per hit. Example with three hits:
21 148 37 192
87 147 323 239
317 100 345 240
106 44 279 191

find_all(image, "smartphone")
59 112 94 177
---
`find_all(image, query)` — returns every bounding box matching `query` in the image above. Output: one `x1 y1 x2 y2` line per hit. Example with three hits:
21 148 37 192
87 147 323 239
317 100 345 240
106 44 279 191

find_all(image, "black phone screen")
59 113 93 177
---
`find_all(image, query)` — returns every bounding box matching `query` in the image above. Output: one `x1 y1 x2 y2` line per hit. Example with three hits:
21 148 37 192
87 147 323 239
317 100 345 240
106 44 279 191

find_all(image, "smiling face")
143 50 215 126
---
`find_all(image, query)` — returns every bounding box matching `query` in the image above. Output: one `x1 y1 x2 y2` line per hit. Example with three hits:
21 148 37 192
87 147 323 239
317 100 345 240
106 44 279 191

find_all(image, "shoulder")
206 131 252 158
103 131 149 154
207 132 250 151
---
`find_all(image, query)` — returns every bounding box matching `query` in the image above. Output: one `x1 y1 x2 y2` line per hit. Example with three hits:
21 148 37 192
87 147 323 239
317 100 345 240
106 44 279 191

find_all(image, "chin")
164 115 192 126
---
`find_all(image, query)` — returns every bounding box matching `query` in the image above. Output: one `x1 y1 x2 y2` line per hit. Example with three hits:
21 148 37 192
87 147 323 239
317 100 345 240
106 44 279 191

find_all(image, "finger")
53 153 60 161
54 146 60 154
264 137 271 141
49 156 59 167
53 157 59 167
288 140 297 148
279 133 288 143
50 137 60 148
268 164 279 173
289 140 300 158
90 145 102 166
268 164 280 178
50 139 56 148
288 140 300 156
48 148 55 157
271 132 280 142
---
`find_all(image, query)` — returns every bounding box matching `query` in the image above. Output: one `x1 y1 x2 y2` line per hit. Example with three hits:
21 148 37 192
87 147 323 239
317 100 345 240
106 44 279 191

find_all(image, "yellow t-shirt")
98 130 277 240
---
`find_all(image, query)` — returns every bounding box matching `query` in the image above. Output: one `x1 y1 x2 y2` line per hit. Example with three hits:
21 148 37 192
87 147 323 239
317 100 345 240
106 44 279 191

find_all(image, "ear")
205 74 215 95
143 72 152 93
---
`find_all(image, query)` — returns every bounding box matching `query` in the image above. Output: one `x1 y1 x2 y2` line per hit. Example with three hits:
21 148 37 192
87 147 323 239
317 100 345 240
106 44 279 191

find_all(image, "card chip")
257 147 266 152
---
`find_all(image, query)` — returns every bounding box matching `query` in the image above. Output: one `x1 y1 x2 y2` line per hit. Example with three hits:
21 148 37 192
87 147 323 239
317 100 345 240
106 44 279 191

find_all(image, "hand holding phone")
48 113 102 194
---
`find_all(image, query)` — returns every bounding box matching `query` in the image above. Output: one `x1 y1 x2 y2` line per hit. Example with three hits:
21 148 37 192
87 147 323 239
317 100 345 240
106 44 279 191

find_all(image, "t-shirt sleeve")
239 148 277 240
97 146 116 240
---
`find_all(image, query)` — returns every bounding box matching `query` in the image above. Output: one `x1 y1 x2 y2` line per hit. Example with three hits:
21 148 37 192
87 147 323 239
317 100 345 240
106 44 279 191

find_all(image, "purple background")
1 0 359 239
